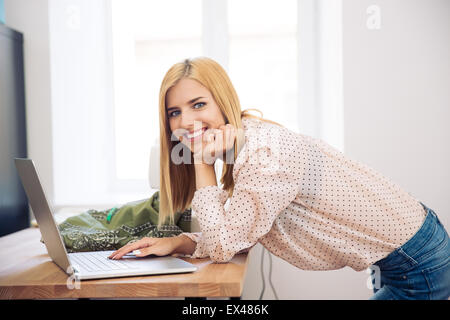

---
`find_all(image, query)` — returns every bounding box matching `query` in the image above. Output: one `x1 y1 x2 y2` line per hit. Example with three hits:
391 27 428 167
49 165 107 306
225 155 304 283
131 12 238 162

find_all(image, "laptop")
14 158 197 280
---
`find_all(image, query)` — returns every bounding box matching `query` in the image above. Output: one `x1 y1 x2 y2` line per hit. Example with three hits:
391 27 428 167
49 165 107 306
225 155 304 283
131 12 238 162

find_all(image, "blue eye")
168 110 181 118
168 102 205 118
193 102 205 109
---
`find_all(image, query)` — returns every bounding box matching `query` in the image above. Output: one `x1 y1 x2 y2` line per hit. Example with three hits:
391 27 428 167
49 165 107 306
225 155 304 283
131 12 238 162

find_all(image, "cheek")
168 120 179 140
168 118 177 132
207 108 226 128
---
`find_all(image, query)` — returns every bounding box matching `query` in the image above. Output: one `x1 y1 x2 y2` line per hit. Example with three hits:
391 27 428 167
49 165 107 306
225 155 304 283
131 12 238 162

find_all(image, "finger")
225 125 233 142
110 242 141 260
205 129 222 145
213 130 225 154
220 125 232 148
111 239 153 259
201 129 212 143
224 129 236 162
228 126 236 146
215 129 224 143
108 243 133 258
134 247 154 258
219 124 232 138
109 239 140 257
206 129 218 143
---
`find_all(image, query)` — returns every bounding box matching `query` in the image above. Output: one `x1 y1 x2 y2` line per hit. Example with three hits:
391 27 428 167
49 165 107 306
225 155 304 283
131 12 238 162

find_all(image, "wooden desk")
0 228 250 299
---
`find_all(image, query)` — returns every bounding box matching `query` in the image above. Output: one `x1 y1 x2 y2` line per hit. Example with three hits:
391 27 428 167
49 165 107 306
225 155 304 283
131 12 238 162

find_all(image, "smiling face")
166 78 227 151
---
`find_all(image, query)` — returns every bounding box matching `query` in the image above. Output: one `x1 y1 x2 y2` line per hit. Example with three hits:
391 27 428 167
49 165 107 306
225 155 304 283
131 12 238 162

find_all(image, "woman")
109 57 450 300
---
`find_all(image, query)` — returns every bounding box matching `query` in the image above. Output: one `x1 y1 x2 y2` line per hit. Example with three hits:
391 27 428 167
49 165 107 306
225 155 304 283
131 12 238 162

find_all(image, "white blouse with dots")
181 117 426 271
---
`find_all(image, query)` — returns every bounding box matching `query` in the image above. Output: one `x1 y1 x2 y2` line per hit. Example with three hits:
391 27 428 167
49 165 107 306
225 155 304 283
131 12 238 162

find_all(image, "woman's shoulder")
233 118 309 184
241 116 301 147
242 116 285 135
235 117 303 170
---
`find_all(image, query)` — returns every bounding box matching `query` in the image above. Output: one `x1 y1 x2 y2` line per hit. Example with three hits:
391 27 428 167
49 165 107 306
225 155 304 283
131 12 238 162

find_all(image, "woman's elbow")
209 250 234 263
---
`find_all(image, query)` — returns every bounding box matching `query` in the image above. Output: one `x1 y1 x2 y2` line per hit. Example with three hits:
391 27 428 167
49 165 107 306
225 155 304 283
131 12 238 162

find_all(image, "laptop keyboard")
69 251 137 272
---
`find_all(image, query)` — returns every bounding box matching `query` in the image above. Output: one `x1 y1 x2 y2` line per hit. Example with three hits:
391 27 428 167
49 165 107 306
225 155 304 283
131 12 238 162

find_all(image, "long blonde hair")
157 56 283 227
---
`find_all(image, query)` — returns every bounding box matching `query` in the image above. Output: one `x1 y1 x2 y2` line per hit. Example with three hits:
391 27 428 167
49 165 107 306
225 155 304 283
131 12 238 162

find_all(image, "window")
228 0 299 132
110 0 202 184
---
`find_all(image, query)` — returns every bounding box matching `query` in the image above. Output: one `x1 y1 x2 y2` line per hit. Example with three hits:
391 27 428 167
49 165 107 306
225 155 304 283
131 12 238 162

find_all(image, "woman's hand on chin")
186 124 236 165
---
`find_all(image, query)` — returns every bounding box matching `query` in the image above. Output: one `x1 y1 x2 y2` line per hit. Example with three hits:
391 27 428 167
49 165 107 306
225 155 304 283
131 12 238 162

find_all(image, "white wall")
342 0 450 230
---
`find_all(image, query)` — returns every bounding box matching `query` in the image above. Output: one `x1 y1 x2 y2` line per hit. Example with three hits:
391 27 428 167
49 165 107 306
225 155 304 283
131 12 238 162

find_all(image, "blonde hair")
157 56 283 227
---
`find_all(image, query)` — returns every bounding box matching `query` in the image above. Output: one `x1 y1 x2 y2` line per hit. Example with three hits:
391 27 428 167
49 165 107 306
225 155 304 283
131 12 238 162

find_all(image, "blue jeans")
369 202 450 300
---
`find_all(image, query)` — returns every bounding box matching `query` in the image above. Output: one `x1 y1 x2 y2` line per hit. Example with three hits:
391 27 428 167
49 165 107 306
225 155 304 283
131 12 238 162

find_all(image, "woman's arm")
194 163 217 190
174 234 197 255
190 144 301 263
191 124 236 190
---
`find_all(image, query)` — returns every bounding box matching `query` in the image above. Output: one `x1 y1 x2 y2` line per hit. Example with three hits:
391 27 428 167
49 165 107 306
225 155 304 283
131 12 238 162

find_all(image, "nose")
180 110 202 132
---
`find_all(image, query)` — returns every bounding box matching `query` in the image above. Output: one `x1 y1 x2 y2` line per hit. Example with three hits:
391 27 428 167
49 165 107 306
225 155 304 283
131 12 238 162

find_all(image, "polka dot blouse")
181 117 427 271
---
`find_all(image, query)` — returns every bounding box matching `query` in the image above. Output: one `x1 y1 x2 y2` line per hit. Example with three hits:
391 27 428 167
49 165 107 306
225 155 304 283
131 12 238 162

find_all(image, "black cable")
268 250 279 300
259 246 279 300
258 246 266 300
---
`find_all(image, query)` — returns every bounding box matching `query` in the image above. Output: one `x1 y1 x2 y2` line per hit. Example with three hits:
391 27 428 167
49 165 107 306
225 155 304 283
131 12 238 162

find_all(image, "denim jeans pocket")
422 258 450 300
412 218 448 265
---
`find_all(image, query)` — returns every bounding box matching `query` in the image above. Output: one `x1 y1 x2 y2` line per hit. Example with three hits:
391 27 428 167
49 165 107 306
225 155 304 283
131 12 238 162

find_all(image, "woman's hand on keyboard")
108 237 178 260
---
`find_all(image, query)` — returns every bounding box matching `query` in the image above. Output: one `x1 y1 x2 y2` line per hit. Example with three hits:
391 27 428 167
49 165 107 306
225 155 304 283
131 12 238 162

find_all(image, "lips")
185 127 207 140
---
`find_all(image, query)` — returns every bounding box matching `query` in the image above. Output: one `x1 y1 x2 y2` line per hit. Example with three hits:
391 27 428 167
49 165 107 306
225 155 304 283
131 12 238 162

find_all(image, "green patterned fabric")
57 191 191 253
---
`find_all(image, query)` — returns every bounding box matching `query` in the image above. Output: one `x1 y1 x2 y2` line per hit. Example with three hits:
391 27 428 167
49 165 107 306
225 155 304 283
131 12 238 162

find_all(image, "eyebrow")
167 97 205 111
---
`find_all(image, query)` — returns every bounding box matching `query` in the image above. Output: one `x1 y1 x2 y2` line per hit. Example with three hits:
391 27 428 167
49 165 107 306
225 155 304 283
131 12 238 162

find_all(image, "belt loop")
419 201 426 210
420 201 436 218
430 210 437 218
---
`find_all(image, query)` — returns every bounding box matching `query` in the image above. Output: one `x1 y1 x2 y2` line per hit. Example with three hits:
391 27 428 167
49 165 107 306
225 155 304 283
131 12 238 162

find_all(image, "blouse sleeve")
186 143 301 263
